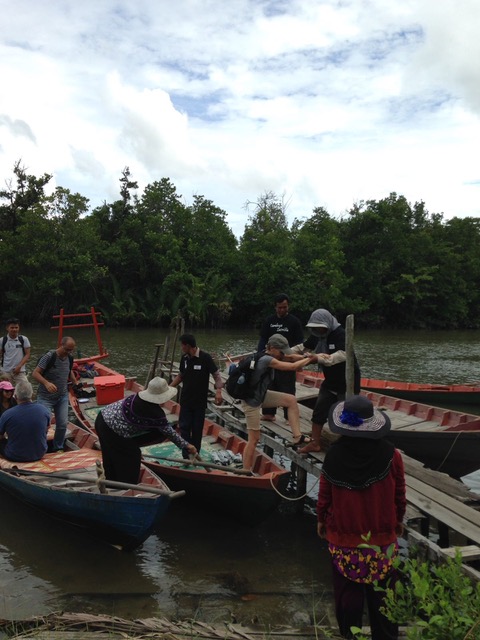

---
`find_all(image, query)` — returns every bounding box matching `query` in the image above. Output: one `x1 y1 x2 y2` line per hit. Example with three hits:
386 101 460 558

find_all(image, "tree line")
1 161 479 330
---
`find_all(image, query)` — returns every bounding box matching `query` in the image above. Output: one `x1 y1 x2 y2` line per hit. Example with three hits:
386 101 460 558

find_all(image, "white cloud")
0 0 479 237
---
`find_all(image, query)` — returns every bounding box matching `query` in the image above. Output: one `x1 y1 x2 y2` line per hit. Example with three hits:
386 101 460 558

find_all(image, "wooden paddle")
6 467 186 498
142 454 253 476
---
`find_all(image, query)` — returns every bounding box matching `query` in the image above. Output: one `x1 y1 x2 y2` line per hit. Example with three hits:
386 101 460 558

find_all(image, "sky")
1 0 479 237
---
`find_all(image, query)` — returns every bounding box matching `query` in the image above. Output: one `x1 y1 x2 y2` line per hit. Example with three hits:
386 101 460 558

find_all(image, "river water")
1 326 479 626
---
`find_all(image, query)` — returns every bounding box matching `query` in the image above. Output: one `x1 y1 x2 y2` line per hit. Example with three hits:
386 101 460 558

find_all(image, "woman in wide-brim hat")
95 376 197 484
316 395 406 640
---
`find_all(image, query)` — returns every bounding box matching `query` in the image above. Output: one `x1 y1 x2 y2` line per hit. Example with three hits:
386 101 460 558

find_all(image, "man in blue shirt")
0 380 51 462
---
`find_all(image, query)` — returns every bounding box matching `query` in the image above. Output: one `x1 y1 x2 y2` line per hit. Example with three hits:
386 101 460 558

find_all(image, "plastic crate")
94 374 126 405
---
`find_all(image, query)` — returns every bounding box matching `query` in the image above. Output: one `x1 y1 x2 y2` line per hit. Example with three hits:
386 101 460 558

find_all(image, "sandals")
285 434 311 448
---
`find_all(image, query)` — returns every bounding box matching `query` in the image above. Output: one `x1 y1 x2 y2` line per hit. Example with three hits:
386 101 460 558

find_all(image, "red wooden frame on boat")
51 307 109 363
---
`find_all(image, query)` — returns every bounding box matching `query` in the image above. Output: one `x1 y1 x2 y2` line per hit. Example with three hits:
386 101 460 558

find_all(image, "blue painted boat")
0 424 181 550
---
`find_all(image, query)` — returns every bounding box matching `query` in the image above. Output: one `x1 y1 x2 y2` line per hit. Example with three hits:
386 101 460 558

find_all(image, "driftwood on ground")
0 612 344 639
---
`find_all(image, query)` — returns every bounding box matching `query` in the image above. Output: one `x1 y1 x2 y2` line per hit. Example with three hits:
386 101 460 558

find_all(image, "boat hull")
0 425 173 550
0 470 170 549
296 370 480 407
142 415 291 525
71 359 291 524
383 429 480 479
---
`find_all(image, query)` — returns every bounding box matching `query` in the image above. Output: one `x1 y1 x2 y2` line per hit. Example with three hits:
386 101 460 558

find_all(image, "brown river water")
1 326 479 626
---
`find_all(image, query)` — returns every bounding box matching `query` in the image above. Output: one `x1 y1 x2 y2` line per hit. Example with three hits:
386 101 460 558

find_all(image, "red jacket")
317 448 406 547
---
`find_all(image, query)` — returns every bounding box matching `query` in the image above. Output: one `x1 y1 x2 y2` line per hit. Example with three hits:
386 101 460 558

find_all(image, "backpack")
225 351 266 400
1 335 25 365
37 350 74 374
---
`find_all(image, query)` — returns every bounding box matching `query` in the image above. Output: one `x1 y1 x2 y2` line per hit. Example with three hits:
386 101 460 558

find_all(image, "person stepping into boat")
33 336 78 452
290 309 361 455
240 334 316 472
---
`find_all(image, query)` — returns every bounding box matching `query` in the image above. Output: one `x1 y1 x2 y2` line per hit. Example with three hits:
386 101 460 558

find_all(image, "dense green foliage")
384 553 480 639
1 163 480 328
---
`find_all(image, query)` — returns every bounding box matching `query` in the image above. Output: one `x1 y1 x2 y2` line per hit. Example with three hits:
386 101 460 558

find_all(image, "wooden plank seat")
0 448 101 473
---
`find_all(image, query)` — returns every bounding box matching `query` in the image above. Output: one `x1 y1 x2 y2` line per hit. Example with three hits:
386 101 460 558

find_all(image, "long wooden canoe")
71 361 291 524
296 369 480 407
0 424 181 549
296 373 480 478
141 403 291 525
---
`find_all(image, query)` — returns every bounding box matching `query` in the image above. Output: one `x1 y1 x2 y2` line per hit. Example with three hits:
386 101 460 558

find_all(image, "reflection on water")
0 490 331 625
2 325 480 622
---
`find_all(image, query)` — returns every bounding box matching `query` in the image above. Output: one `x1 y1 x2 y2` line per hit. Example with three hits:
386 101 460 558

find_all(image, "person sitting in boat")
0 380 17 417
241 334 317 472
95 376 197 484
0 380 51 462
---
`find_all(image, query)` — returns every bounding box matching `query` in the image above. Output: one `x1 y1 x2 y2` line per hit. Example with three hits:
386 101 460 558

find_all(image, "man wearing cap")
257 294 304 422
241 334 316 471
293 309 361 454
95 376 197 484
0 318 31 385
317 395 406 639
0 381 51 462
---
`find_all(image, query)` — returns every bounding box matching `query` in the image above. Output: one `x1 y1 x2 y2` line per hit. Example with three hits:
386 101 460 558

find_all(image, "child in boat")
0 380 17 417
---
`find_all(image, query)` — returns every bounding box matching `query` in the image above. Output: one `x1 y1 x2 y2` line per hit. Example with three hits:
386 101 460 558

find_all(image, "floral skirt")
329 541 398 584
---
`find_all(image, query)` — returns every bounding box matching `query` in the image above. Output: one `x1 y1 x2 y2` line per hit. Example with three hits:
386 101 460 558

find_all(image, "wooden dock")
153 353 480 580
208 389 480 581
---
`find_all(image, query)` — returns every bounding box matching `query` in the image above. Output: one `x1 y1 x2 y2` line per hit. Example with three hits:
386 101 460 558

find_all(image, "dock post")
345 314 355 398
295 463 308 514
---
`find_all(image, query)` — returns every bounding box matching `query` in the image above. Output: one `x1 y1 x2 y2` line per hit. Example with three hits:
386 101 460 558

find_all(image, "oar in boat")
142 454 253 476
6 467 186 498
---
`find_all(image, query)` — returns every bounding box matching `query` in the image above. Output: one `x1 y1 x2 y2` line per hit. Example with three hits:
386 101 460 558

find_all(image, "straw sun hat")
328 395 391 439
138 377 176 404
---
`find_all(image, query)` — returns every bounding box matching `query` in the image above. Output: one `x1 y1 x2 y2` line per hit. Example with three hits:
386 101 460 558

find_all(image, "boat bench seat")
0 449 101 473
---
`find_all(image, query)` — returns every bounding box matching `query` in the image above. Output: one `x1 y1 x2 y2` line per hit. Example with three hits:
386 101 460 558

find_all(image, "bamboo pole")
345 314 355 398
143 454 253 476
145 343 163 387
8 467 186 498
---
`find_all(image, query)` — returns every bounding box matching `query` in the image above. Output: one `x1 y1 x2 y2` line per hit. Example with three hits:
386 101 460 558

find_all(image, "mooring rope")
435 430 463 473
269 471 320 501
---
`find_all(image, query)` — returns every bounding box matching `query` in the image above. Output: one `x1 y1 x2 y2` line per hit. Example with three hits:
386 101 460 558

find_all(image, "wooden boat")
71 363 291 525
0 423 182 550
141 403 291 525
296 369 480 407
296 377 480 478
360 377 480 406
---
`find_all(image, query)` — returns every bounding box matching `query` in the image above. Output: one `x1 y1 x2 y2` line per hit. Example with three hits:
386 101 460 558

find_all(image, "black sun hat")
328 395 391 439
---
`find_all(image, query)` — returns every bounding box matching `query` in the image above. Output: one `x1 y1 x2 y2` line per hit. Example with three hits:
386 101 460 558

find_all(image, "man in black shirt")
170 334 223 458
257 293 304 421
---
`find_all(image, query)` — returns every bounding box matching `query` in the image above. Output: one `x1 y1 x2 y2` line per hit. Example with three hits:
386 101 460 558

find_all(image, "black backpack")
225 351 265 400
37 350 74 373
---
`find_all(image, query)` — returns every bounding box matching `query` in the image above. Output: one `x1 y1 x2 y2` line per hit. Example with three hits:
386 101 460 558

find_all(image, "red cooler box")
94 374 126 405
